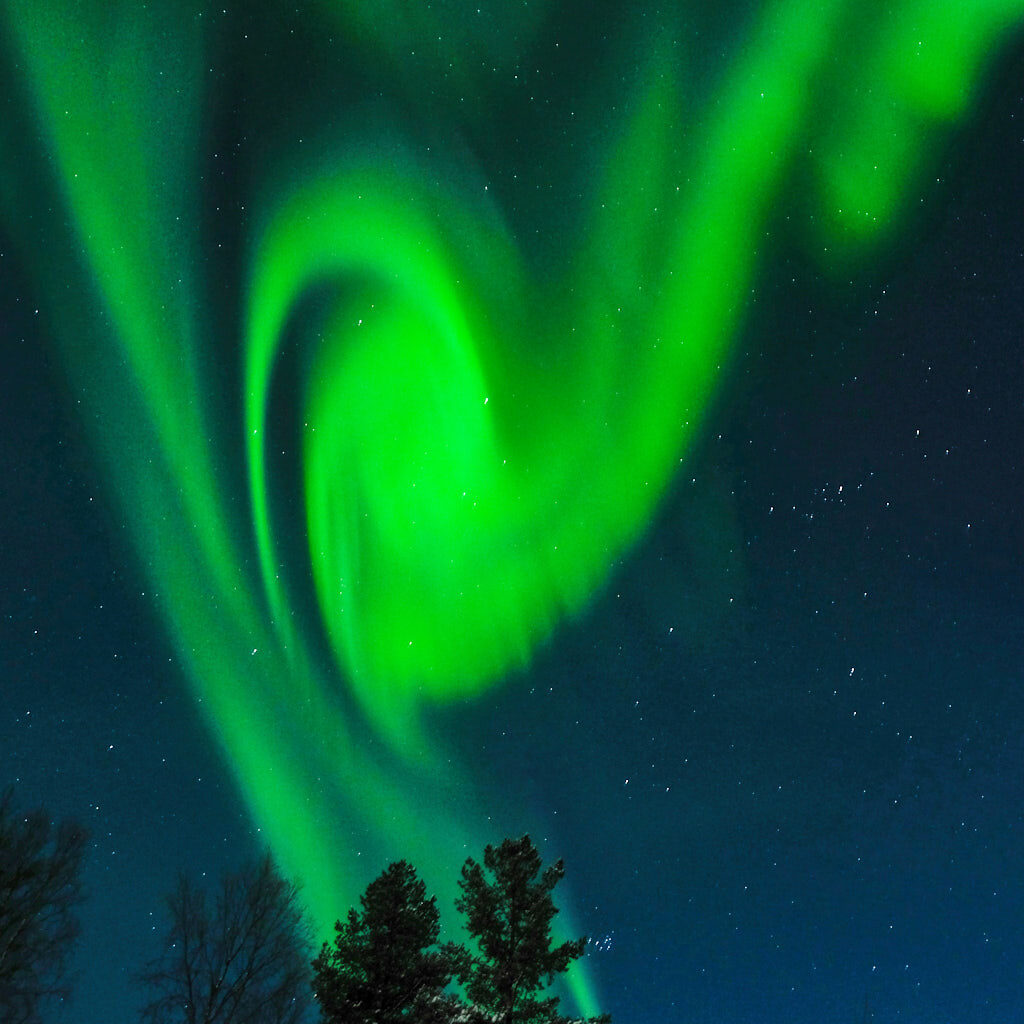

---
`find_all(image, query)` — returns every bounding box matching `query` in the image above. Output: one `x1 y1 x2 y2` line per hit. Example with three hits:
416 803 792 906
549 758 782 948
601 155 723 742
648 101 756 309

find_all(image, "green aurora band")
2 0 1021 1014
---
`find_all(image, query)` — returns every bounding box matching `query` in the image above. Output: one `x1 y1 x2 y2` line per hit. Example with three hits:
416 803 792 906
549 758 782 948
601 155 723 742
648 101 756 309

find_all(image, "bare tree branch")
138 854 313 1024
0 788 88 1024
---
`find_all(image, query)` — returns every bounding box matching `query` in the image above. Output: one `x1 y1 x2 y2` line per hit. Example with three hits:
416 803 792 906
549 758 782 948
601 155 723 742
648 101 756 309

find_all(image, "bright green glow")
2 0 1020 1016
813 0 1024 254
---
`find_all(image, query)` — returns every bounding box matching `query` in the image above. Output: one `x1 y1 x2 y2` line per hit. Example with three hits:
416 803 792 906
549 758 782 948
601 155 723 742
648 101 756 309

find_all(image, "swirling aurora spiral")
3 0 1022 1014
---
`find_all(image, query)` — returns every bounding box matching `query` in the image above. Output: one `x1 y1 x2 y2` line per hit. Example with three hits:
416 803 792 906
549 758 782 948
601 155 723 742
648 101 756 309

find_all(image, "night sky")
2 3 1024 1023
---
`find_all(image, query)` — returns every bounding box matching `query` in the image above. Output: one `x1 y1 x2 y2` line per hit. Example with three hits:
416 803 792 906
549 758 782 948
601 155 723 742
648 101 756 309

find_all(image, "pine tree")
313 861 458 1024
453 836 609 1024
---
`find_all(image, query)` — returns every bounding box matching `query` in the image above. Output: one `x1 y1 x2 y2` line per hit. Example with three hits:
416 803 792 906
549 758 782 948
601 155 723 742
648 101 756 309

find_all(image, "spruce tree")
453 835 609 1024
312 861 457 1024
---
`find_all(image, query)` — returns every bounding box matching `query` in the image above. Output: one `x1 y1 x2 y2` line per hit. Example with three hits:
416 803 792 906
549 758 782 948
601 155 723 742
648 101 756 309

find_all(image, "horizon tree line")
0 787 608 1024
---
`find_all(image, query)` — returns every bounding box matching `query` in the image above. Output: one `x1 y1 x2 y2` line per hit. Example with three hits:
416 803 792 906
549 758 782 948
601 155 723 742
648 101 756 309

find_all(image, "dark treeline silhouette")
0 790 606 1023
0 788 88 1024
313 834 610 1024
138 854 314 1024
137 834 605 1024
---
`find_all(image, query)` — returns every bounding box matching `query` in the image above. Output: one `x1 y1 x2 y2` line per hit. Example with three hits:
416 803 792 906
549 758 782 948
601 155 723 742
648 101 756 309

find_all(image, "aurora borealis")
3 1 1024 1021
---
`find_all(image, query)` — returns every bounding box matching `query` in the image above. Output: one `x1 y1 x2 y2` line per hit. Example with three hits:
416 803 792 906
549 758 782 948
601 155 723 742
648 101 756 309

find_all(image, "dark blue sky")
2 10 1024 1024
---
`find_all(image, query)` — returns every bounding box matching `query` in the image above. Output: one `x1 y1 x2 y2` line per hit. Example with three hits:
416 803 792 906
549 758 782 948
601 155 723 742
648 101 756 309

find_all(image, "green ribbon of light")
3 0 1020 1015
